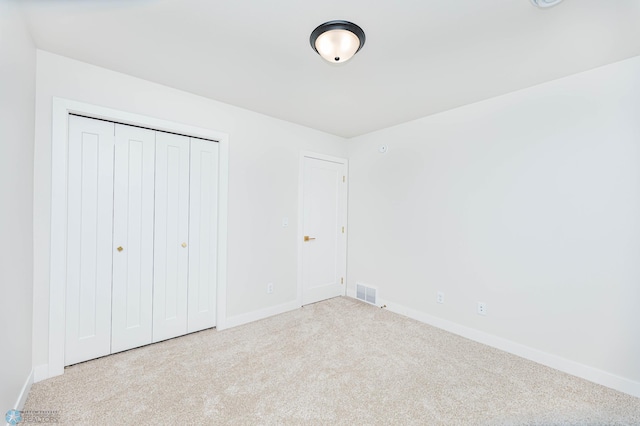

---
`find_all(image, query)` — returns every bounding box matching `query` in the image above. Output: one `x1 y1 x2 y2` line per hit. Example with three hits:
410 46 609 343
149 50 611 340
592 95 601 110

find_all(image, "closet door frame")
48 98 229 379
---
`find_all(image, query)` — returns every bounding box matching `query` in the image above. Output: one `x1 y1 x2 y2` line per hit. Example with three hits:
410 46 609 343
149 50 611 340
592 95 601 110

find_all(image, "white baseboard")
12 368 33 411
374 296 640 399
222 300 300 330
33 364 49 383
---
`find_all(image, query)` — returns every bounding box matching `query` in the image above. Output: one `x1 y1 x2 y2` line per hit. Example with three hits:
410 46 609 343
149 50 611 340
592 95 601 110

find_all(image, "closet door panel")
153 132 190 342
188 139 219 333
111 124 155 353
65 115 115 366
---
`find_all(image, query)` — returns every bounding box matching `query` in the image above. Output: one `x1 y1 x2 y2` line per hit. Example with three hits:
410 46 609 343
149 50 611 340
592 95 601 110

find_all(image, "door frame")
48 97 229 378
297 151 349 306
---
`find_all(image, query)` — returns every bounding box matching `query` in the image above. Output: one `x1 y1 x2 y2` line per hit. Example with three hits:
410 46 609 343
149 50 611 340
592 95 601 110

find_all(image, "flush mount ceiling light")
310 20 366 64
530 0 564 8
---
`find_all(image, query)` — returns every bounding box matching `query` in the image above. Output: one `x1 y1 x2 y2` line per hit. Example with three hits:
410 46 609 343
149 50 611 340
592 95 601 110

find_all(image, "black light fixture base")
309 20 366 57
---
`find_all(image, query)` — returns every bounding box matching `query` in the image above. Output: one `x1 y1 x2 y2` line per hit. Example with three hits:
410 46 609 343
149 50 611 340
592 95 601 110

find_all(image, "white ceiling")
20 0 640 138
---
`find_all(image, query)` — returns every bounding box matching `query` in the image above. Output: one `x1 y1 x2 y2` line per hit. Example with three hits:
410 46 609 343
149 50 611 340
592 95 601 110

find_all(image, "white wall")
33 51 347 371
347 56 640 395
29 41 640 398
0 0 36 411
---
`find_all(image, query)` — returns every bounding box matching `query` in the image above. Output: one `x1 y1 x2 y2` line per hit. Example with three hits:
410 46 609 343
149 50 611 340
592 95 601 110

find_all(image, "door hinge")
341 226 345 233
343 176 345 183
341 277 344 284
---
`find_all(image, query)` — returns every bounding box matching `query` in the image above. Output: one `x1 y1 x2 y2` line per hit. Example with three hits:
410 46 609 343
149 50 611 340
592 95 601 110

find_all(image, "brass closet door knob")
304 236 316 242
181 242 187 248
117 246 123 252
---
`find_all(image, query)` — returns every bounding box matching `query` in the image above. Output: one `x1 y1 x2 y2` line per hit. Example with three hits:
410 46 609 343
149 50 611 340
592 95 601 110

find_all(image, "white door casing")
300 153 348 305
188 138 219 332
111 124 156 353
65 115 115 365
153 132 191 343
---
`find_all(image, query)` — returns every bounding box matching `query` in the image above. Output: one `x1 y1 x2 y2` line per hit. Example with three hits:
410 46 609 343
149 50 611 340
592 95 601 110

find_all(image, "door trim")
48 97 229 378
297 151 349 306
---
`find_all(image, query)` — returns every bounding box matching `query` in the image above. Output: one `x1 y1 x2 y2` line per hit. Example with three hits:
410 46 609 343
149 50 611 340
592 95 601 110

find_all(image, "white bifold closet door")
111 124 155 353
65 115 219 365
152 132 191 342
65 115 115 365
187 138 219 333
152 135 219 341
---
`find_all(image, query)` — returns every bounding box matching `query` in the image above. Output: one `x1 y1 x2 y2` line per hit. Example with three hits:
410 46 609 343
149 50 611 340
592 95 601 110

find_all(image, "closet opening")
47 98 229 379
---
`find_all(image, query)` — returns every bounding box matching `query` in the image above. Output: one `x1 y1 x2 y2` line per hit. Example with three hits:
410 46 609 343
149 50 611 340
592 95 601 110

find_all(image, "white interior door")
153 132 190 342
111 124 156 353
301 155 347 305
65 115 115 365
188 138 219 332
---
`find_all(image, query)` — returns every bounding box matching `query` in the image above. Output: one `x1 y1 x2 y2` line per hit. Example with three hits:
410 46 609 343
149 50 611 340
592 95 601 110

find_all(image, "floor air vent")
356 283 377 305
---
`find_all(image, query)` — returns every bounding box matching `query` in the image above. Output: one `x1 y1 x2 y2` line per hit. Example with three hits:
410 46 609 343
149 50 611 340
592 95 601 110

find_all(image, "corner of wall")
222 300 301 330
14 369 34 411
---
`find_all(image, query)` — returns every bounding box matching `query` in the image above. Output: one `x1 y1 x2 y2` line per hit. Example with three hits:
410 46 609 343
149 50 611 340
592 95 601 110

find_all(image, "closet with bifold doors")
65 115 219 366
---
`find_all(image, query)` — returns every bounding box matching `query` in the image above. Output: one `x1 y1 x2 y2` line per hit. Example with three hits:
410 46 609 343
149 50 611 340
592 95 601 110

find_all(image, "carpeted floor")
25 296 640 425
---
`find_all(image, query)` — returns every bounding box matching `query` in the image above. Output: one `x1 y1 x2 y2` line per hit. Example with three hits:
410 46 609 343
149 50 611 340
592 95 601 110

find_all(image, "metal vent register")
356 283 377 305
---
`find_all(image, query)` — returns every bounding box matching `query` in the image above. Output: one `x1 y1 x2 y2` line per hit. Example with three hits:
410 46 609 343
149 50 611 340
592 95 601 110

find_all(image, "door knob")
304 236 316 242
181 242 187 248
117 246 123 252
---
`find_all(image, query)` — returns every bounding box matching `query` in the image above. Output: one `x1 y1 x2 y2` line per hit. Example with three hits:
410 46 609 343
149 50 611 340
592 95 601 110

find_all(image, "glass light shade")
310 21 365 64
530 0 564 7
314 29 361 63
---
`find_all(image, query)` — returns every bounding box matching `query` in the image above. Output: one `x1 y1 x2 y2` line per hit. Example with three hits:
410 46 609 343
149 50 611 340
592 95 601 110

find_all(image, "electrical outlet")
267 282 274 294
477 302 487 316
437 291 444 304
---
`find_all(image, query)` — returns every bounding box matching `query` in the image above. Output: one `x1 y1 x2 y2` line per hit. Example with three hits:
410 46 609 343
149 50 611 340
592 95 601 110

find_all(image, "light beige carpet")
25 297 640 425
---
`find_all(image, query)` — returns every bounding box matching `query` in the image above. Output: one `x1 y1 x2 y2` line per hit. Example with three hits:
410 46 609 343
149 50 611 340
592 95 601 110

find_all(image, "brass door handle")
117 246 123 252
304 236 316 242
181 242 187 248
